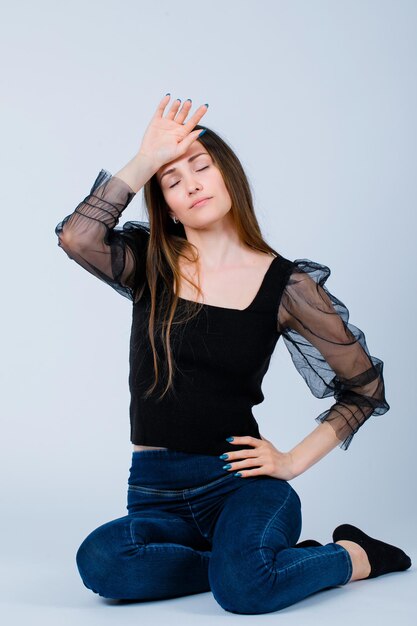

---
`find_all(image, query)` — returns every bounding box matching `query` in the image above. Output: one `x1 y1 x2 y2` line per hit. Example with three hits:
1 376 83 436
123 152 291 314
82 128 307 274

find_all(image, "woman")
55 94 411 614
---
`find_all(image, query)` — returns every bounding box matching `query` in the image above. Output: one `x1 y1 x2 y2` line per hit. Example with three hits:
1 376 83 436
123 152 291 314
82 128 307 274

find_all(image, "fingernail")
223 464 232 470
199 129 207 137
219 454 228 460
186 98 192 102
165 92 171 96
234 472 242 477
226 436 234 442
204 103 209 107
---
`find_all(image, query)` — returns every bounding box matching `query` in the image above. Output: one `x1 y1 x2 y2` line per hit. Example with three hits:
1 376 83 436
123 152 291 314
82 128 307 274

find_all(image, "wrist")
114 153 158 194
136 151 161 174
287 449 304 479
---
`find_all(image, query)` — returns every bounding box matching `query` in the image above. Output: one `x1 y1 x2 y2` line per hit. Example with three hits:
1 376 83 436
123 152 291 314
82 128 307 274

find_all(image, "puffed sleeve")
55 169 150 302
277 259 390 450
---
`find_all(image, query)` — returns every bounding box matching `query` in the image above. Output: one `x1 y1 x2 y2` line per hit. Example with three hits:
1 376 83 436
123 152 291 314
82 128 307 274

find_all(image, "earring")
172 216 179 224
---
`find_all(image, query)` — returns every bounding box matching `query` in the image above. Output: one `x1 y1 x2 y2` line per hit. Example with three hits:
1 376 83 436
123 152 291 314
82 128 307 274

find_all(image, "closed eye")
169 166 209 188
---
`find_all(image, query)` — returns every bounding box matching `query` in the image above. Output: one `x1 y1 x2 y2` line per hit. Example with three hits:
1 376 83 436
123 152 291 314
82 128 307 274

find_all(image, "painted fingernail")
223 464 232 470
234 472 242 477
186 98 192 102
204 103 209 107
226 437 234 442
198 129 207 137
219 454 228 460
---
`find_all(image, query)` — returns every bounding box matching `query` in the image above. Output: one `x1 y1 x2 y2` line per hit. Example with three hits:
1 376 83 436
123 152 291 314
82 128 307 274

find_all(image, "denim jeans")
76 449 352 614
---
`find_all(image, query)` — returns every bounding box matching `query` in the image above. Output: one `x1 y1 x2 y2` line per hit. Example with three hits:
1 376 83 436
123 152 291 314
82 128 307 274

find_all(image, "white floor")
1 550 415 626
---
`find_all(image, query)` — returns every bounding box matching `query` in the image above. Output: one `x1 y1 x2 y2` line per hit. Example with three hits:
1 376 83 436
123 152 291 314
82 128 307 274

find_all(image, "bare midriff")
133 444 169 451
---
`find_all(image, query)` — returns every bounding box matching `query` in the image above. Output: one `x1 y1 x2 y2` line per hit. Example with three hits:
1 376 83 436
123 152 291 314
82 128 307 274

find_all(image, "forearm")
114 152 159 194
289 421 342 477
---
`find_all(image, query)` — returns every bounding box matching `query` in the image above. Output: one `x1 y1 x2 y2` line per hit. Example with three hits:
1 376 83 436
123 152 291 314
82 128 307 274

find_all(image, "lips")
190 197 212 208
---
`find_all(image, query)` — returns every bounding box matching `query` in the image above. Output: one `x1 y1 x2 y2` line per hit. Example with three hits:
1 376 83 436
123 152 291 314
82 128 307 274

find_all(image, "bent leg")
76 510 212 600
209 477 352 614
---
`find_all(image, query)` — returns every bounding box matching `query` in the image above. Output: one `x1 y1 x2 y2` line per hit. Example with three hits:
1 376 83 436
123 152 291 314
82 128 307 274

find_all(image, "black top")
55 169 390 456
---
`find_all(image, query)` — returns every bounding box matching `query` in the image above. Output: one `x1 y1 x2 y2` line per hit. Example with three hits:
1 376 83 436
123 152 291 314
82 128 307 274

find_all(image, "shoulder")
120 220 150 236
278 257 332 288
105 221 150 263
276 257 333 328
113 220 150 246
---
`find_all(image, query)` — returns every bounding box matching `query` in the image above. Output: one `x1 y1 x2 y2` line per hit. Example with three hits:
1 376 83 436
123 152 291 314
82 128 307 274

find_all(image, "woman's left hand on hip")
220 434 296 480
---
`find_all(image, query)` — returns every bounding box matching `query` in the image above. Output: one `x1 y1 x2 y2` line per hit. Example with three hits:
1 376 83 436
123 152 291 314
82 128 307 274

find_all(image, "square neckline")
175 254 281 313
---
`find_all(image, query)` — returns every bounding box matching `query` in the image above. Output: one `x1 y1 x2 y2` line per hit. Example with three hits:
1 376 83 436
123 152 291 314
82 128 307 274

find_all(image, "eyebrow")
159 152 210 182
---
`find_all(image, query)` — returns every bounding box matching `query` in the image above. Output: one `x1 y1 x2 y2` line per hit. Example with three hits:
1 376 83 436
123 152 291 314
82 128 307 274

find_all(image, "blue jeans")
76 449 352 614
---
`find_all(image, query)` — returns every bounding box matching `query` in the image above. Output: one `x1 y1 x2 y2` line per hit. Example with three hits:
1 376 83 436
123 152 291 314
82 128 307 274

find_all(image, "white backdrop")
1 0 416 624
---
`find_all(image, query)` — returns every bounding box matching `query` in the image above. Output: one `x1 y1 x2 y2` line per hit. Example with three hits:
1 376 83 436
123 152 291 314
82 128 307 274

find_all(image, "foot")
335 540 371 581
333 523 412 580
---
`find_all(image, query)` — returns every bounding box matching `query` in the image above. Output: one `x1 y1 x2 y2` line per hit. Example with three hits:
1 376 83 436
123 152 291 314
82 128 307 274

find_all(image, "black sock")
333 523 412 579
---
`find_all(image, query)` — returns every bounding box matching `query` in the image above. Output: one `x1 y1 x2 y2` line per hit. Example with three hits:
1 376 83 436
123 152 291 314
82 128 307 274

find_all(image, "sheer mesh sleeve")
277 259 390 450
55 169 150 302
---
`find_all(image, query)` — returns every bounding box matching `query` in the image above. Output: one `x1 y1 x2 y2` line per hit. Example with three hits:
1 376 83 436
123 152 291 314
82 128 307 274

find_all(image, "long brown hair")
140 124 279 400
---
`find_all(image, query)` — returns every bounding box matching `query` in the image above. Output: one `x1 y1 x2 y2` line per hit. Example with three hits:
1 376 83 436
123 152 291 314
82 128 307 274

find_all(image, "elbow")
55 219 74 249
55 227 85 259
56 228 76 252
56 232 76 261
55 221 89 254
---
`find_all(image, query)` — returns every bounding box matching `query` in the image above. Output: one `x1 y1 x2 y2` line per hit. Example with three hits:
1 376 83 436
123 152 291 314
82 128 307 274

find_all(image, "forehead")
157 145 210 180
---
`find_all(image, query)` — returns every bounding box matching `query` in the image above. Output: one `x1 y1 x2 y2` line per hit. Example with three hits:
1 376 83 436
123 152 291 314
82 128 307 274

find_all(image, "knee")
209 553 291 614
76 521 124 599
209 553 263 614
212 577 291 615
211 577 261 614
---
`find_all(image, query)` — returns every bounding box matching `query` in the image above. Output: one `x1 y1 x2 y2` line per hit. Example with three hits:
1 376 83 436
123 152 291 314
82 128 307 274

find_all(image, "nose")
185 173 203 193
